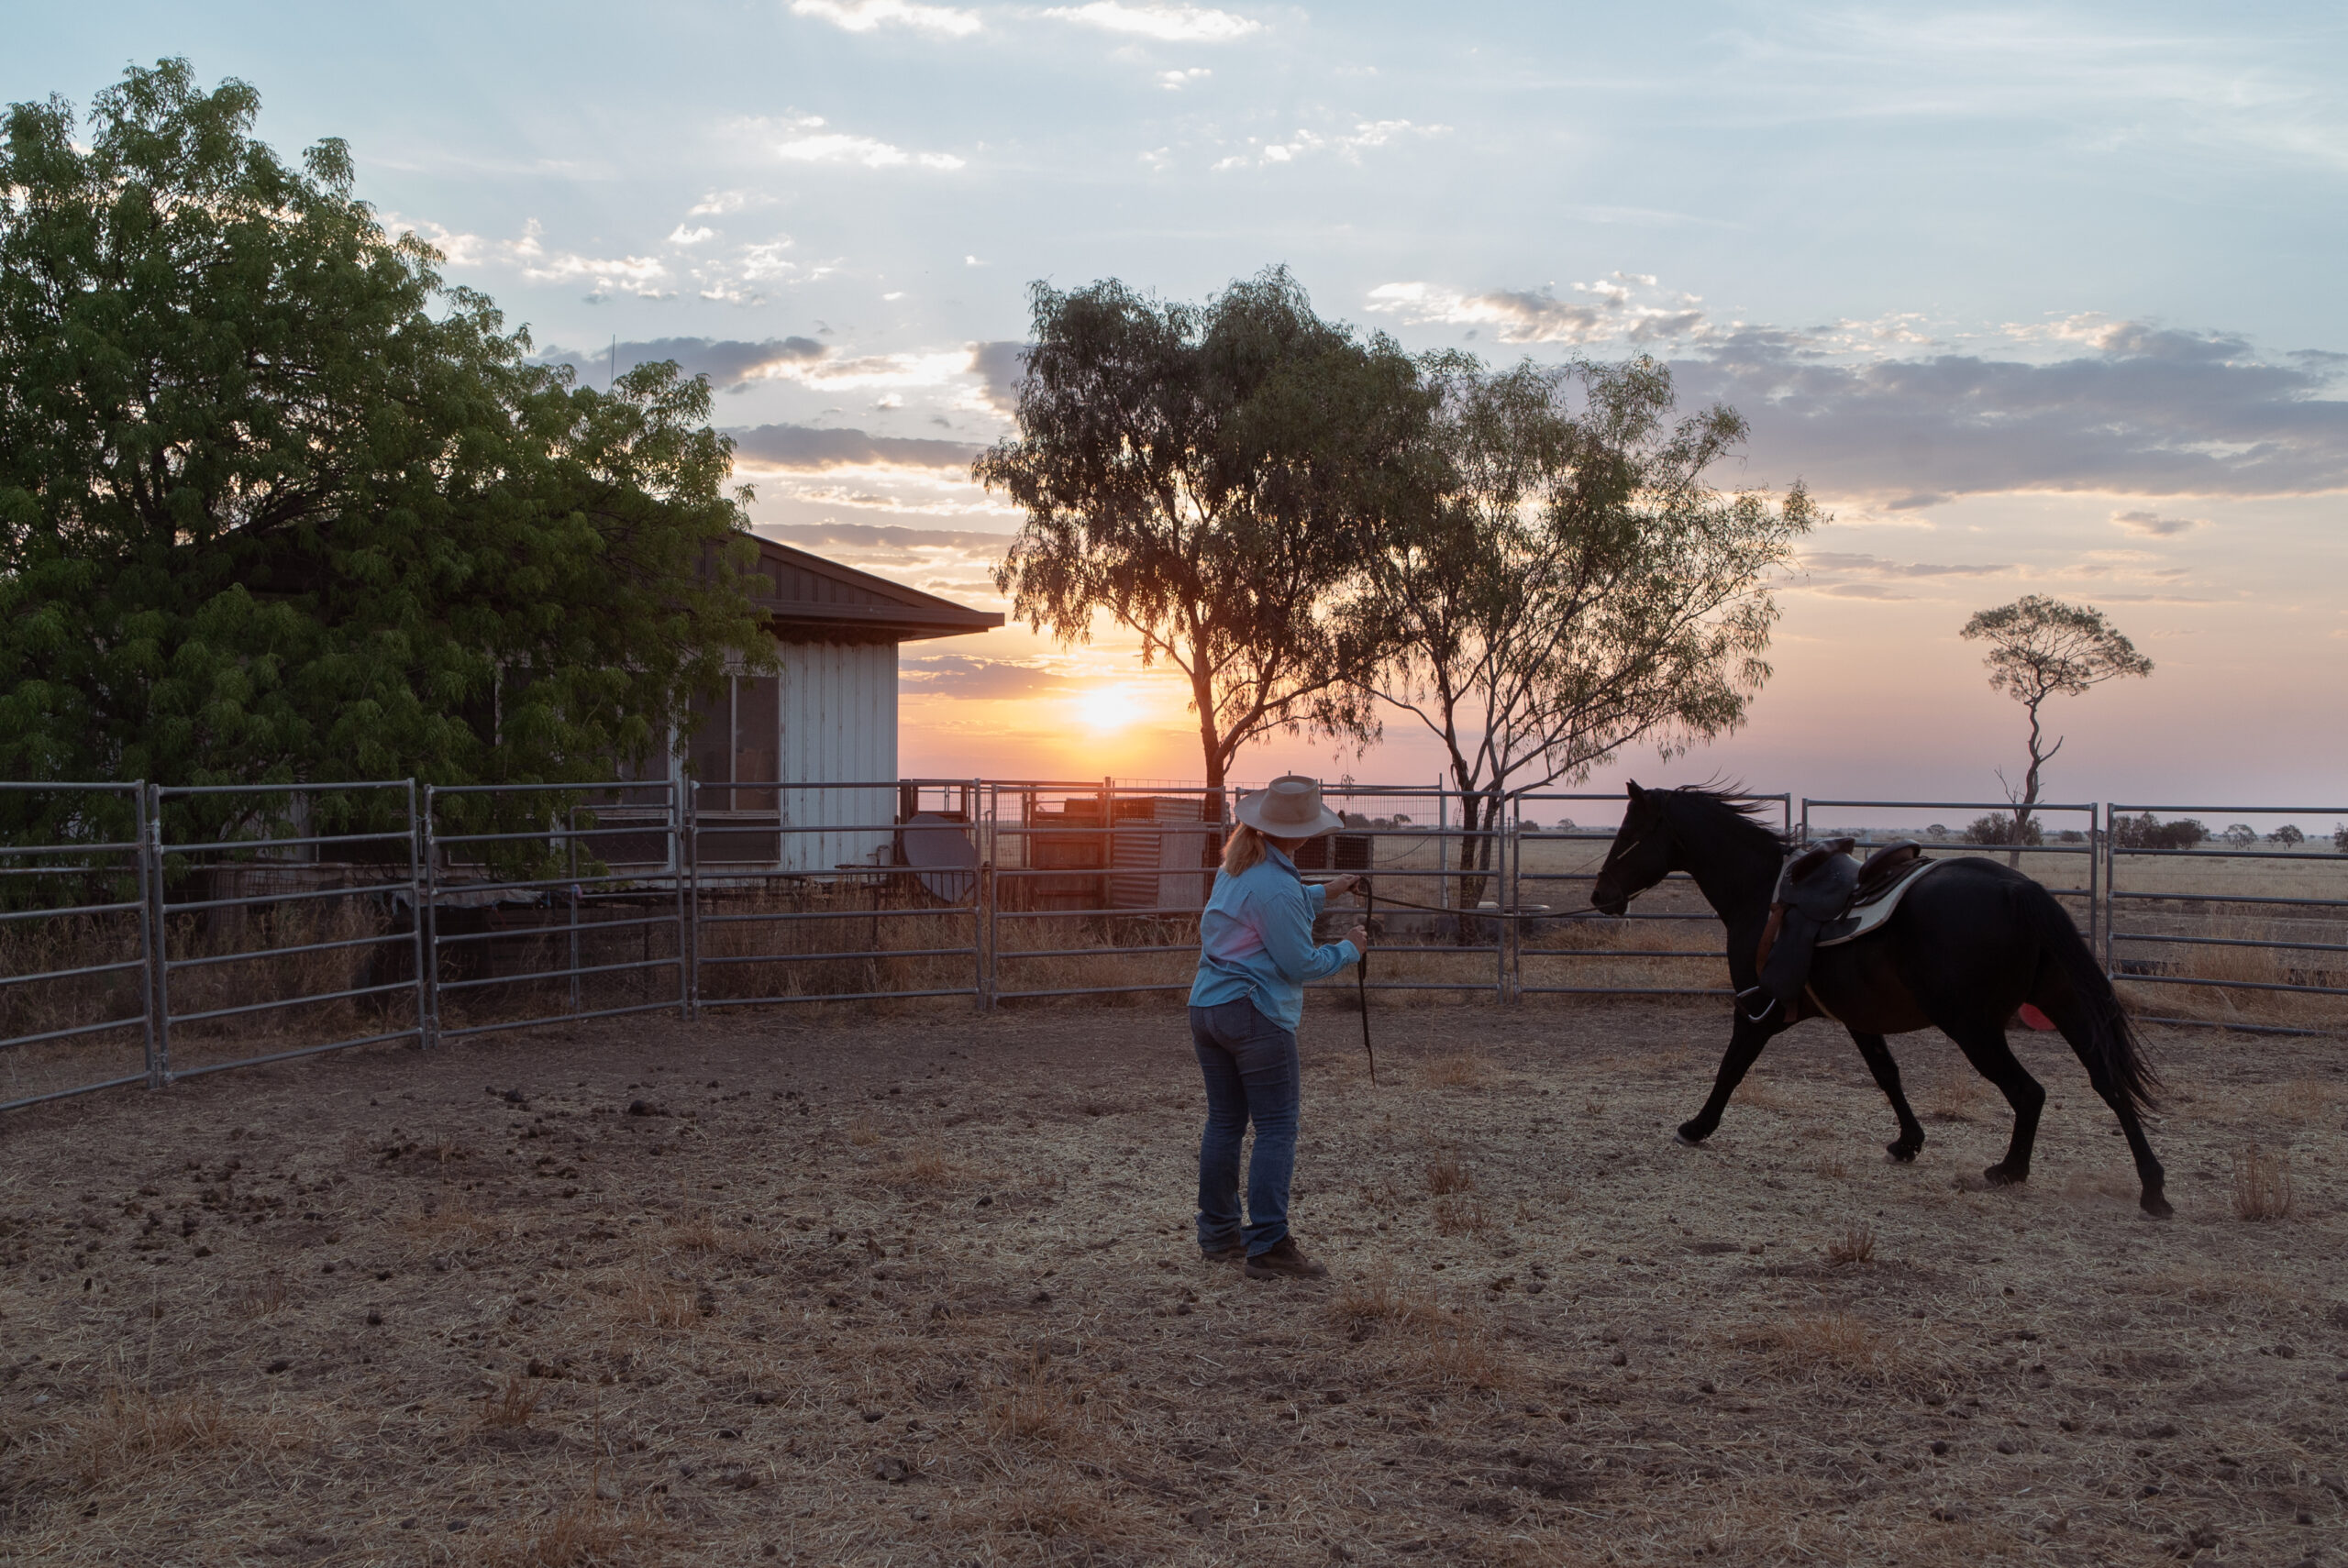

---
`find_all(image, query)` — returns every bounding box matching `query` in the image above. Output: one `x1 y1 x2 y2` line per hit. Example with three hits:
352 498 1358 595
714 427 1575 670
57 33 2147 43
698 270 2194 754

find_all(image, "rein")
1357 881 1376 1086
1312 883 1606 922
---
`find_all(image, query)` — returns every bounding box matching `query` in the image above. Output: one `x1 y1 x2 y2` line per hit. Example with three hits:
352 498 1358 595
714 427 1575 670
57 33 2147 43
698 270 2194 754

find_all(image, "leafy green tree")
1959 596 2153 843
977 268 1430 793
2222 823 2258 849
2266 824 2304 847
1350 356 1814 905
0 61 770 844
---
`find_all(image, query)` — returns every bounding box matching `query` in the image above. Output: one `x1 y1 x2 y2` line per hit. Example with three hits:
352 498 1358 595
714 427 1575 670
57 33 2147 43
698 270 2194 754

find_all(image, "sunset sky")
16 3 2346 811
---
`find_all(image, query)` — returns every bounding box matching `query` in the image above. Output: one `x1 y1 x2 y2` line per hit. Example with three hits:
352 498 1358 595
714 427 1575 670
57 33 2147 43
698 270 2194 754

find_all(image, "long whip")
1357 879 1376 1086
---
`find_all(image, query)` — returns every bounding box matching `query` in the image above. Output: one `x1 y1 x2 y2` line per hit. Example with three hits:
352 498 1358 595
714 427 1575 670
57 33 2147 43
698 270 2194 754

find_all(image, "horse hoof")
1886 1141 1920 1165
2140 1191 2174 1220
1982 1164 2026 1188
1674 1129 1708 1149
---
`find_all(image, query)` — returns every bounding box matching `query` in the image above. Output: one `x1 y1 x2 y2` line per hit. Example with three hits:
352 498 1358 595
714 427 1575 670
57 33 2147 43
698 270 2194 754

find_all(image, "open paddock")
1 999 2343 1565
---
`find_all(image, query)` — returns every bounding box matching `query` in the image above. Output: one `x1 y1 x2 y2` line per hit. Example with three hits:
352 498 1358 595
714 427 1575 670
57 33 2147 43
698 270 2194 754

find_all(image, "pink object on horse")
2019 1004 2055 1031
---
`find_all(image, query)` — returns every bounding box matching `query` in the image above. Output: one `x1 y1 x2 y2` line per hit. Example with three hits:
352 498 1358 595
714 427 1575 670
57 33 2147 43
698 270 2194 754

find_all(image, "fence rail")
5 779 2341 1111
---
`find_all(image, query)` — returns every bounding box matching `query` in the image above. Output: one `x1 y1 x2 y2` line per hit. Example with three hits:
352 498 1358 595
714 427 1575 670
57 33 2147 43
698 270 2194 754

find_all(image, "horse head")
1591 780 1675 915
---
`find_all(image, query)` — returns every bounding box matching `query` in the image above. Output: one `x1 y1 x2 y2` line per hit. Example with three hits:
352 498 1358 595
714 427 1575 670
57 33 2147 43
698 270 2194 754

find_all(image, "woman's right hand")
1344 924 1369 954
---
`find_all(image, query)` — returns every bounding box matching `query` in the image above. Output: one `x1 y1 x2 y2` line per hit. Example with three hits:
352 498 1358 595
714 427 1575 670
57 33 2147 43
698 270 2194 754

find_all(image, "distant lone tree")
979 269 1430 793
2223 823 2259 849
2267 824 2304 847
1959 596 2152 842
0 61 770 844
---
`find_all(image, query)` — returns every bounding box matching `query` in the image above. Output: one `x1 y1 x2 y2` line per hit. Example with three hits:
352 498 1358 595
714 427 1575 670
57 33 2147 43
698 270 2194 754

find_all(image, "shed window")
688 675 781 812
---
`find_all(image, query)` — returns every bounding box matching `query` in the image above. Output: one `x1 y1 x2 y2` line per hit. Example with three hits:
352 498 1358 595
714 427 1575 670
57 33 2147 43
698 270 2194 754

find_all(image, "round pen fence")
5 778 2342 1110
2103 802 2348 1036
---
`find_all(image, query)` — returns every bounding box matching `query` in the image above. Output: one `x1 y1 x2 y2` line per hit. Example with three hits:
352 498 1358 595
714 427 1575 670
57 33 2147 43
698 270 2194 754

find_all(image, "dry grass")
479 1496 657 1568
1422 1047 1492 1088
3 1002 2342 1568
1329 1261 1444 1339
65 1383 240 1490
612 1270 703 1331
399 1193 504 1253
1424 1154 1476 1195
1825 1222 1876 1265
2232 1142 2296 1220
479 1375 541 1430
1742 1313 1914 1386
1432 1193 1495 1236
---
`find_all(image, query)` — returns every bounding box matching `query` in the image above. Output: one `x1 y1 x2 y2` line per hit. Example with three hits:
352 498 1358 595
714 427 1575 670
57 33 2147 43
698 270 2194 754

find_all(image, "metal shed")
681 536 1002 875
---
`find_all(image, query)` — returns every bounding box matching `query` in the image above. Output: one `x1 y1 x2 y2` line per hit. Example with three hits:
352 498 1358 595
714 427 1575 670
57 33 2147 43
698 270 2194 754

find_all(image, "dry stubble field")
1 999 2343 1567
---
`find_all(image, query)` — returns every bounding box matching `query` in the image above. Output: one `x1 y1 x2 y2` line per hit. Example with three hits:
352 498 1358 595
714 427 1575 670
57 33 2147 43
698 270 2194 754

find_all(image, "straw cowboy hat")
1235 776 1345 839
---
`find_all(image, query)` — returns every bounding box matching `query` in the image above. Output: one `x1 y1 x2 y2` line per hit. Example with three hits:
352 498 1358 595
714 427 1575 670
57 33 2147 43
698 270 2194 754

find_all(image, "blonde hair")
1222 823 1266 877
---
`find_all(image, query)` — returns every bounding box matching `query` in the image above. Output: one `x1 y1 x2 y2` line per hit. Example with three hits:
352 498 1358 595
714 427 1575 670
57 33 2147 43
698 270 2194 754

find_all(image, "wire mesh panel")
150 781 424 1079
2105 802 2348 1035
0 782 154 1110
425 781 689 1042
691 779 981 1010
985 779 1224 1004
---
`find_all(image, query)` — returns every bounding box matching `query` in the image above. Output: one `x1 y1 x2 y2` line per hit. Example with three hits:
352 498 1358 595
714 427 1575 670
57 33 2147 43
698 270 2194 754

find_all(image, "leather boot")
1243 1236 1328 1280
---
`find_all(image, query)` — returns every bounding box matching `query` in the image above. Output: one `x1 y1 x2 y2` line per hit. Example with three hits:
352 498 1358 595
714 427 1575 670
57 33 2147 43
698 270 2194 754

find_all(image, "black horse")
1590 782 2170 1218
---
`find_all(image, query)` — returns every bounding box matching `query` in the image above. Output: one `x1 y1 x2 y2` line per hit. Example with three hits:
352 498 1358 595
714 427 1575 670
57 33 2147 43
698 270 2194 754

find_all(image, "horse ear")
1624 779 1645 801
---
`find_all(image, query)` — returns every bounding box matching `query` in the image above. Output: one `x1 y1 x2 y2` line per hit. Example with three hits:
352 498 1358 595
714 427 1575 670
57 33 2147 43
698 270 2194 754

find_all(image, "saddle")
1744 839 1939 1025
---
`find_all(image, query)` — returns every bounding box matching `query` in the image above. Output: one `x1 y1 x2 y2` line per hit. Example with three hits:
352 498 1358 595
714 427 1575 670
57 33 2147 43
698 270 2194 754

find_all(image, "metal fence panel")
692 779 980 1011
423 780 690 1043
0 782 153 1110
10 775 2342 1113
2104 802 2348 1035
150 781 424 1080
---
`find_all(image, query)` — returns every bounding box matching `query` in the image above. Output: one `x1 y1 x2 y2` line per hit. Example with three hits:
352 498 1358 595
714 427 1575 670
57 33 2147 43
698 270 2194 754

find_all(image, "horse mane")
1657 780 1789 849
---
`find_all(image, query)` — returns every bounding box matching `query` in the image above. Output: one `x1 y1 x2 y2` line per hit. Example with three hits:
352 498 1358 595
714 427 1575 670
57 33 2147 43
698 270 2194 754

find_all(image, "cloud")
542 337 825 391
731 425 982 470
756 115 966 171
1367 272 1707 345
1040 3 1261 42
2110 508 2205 536
901 653 1067 700
1160 67 1211 89
790 0 982 36
1213 119 1449 171
967 340 1030 412
763 522 1008 552
1674 323 2348 501
1793 551 2016 601
393 216 672 300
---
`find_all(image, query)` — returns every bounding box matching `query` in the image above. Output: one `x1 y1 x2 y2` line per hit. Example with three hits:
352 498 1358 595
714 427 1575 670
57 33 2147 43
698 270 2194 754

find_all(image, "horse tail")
2025 882 2161 1116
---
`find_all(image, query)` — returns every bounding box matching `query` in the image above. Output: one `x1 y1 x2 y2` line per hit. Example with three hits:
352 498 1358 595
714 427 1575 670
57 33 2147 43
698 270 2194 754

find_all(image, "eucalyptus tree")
977 268 1433 796
0 61 770 843
1959 596 2153 842
1353 355 1816 906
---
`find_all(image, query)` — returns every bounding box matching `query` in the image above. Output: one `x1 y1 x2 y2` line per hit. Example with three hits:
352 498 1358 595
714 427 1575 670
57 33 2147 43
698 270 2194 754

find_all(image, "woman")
1188 775 1368 1281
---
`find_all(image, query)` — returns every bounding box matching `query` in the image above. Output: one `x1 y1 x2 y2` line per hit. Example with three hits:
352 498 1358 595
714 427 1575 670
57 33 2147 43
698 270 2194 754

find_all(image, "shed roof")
748 536 1003 646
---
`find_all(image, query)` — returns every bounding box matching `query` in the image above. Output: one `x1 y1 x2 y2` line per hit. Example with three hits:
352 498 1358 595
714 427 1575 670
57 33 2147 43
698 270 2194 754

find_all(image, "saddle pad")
1817 856 1948 948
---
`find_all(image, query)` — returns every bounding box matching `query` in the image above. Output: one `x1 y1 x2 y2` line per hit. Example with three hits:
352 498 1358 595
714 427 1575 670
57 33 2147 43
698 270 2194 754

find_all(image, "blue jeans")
1191 999 1301 1257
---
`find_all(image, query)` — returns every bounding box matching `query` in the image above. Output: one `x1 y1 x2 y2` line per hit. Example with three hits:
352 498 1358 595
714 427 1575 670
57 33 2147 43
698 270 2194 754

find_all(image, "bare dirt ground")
1 999 2342 1567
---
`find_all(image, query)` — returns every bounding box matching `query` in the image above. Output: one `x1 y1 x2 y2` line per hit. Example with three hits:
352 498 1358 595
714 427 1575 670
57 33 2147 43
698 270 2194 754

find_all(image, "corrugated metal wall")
777 642 897 873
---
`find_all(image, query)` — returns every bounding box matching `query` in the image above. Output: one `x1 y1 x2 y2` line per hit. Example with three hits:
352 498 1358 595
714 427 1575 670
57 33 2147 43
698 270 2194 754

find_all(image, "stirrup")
1736 985 1778 1024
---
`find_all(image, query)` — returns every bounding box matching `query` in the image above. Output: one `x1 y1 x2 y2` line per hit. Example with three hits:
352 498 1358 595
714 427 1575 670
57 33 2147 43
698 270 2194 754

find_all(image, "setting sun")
1074 683 1141 733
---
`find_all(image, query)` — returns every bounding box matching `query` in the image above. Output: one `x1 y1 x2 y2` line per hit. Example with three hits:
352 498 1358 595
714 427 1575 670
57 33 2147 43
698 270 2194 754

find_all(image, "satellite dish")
902 813 978 902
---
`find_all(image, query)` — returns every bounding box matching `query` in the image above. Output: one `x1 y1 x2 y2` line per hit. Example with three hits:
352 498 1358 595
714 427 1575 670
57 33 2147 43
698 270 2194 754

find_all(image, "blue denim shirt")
1189 844 1359 1032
